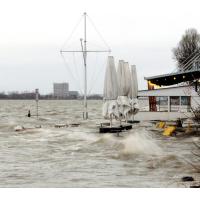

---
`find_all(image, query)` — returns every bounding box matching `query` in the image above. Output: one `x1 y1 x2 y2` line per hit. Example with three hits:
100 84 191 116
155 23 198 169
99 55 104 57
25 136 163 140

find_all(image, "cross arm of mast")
60 50 111 53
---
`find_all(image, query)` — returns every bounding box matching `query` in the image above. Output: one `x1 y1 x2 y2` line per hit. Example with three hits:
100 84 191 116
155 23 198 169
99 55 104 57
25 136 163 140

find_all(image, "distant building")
53 82 69 98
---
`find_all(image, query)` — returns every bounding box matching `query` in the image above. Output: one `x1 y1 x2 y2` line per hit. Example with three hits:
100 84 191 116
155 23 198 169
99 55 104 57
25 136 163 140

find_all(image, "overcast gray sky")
0 0 200 94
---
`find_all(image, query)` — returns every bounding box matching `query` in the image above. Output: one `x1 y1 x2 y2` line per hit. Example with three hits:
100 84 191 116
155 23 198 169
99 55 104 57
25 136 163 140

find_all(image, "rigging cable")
180 50 200 69
72 52 83 95
60 52 83 95
172 49 200 73
85 41 110 89
60 15 83 51
87 52 100 95
87 14 111 52
88 52 108 95
181 51 200 71
60 13 111 96
182 79 200 110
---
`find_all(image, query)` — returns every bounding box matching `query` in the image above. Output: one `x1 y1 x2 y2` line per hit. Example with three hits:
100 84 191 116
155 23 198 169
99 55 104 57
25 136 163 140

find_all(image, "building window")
181 96 191 112
138 96 149 111
181 96 190 106
170 96 180 105
138 96 191 112
170 96 180 112
170 96 191 112
156 97 168 111
138 96 169 112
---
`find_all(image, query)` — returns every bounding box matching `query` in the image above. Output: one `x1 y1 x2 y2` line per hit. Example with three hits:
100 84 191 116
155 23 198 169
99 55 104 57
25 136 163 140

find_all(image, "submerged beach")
0 100 199 187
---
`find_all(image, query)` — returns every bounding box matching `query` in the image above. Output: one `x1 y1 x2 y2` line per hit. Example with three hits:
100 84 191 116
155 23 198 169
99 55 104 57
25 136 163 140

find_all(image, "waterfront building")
135 69 200 121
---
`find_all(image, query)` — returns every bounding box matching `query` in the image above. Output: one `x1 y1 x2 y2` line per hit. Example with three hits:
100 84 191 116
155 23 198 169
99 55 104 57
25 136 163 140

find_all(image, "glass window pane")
170 96 180 112
181 96 190 105
159 97 168 105
138 96 149 111
170 96 180 105
156 97 168 112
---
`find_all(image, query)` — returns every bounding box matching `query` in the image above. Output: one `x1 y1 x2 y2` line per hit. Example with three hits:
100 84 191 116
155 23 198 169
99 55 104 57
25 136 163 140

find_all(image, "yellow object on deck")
185 122 192 133
163 126 176 136
156 121 166 129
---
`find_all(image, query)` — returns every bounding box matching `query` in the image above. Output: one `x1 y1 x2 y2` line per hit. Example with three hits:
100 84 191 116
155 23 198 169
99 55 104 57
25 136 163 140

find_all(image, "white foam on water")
94 129 162 158
94 134 117 144
64 129 98 142
120 130 162 156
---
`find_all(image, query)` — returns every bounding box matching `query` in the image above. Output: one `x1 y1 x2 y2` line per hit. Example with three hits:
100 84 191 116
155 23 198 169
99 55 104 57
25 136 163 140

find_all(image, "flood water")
0 100 199 187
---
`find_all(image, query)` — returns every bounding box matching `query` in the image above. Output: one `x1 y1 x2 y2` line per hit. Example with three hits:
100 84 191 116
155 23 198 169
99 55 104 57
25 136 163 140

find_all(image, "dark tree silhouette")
172 28 200 71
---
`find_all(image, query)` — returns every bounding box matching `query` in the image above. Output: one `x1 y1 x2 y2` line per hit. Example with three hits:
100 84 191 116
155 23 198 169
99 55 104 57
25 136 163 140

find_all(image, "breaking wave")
94 129 162 159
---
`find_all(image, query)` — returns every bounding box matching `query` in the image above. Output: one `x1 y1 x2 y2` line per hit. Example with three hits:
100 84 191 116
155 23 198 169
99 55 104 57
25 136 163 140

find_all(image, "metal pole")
61 12 111 120
168 96 170 112
35 89 39 119
83 12 88 119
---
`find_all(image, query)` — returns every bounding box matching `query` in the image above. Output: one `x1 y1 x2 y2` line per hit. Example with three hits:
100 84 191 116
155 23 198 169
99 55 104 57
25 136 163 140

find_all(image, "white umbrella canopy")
117 61 131 119
117 61 131 96
103 56 118 100
102 56 119 120
128 65 139 117
129 65 138 99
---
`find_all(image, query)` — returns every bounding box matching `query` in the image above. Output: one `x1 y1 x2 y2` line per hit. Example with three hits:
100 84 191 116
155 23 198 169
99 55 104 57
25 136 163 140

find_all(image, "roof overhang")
144 69 200 86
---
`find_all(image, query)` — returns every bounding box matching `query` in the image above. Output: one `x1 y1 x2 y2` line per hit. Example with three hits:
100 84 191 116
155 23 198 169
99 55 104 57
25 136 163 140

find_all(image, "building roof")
138 85 199 97
144 69 200 86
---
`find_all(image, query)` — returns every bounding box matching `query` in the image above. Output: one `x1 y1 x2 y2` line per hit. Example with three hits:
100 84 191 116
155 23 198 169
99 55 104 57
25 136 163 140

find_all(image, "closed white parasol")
117 60 131 121
128 65 139 118
102 56 119 125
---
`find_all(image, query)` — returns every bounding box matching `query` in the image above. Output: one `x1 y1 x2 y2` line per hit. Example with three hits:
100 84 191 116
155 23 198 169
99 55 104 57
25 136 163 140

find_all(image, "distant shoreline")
0 99 102 100
0 98 103 100
0 94 103 100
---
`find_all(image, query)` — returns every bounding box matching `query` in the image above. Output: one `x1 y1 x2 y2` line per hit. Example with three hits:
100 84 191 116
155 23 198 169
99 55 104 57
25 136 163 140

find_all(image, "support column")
168 96 170 112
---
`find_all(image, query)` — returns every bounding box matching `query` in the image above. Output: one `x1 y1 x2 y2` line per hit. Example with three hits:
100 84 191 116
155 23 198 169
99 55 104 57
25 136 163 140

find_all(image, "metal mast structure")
60 12 111 119
35 88 39 119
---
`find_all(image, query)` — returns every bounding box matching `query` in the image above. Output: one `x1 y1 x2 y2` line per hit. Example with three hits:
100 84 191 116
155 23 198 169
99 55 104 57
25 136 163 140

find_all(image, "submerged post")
35 88 39 119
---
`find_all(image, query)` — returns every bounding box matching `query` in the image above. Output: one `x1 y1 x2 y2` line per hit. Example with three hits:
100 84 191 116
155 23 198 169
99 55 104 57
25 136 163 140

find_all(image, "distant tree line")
84 94 103 100
0 92 103 100
0 92 36 99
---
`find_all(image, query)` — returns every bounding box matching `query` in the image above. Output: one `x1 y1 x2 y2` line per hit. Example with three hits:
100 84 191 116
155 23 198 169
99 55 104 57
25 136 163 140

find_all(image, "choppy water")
0 100 199 187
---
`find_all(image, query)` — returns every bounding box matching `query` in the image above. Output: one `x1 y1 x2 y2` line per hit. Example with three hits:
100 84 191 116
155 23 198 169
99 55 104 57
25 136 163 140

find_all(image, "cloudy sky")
0 0 200 94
